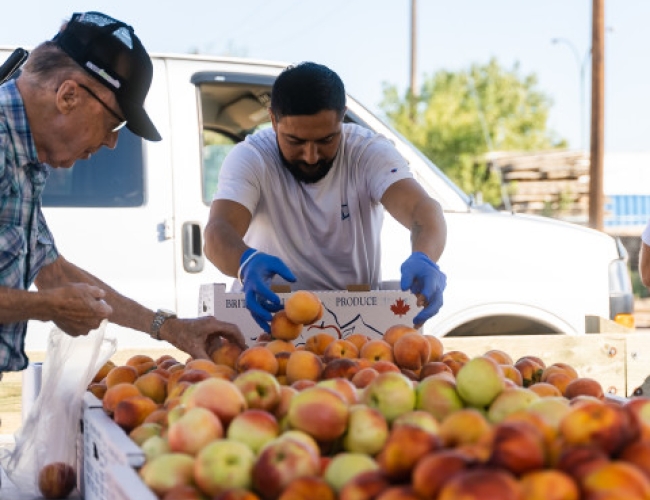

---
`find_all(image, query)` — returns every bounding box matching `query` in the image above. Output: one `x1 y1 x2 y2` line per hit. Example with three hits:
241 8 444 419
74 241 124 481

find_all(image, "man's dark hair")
270 62 346 120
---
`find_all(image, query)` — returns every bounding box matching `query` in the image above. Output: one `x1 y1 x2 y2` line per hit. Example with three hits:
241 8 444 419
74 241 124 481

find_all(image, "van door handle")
182 221 205 273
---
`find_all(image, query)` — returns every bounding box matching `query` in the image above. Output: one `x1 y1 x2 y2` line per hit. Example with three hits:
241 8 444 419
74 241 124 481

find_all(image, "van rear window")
42 130 145 207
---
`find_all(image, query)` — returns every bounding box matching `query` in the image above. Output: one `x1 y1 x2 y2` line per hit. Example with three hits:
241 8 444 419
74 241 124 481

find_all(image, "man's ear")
56 80 79 116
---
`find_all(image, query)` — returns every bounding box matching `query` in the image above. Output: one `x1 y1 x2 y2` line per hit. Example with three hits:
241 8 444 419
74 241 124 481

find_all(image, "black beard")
277 141 335 184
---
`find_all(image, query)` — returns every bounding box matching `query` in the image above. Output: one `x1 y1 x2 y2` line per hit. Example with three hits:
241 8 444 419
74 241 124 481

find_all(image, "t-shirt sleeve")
212 142 263 215
359 135 413 203
643 219 650 246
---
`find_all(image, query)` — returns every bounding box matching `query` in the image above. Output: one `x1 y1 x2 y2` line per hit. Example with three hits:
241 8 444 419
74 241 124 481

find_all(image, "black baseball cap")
53 11 161 141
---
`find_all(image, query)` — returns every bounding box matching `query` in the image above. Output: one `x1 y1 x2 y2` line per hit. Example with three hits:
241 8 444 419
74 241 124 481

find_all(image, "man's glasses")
78 83 127 132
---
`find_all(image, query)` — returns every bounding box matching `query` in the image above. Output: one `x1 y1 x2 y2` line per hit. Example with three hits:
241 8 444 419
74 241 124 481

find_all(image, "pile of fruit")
86 291 650 500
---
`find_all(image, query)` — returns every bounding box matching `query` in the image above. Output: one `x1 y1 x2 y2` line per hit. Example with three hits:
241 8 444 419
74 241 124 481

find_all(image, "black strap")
0 48 28 85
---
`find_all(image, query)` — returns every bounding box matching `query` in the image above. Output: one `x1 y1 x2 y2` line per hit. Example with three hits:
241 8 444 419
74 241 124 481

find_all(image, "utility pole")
589 0 605 231
409 0 417 121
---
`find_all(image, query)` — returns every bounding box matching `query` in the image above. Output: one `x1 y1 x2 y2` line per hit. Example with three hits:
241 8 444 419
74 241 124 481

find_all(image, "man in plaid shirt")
0 12 245 376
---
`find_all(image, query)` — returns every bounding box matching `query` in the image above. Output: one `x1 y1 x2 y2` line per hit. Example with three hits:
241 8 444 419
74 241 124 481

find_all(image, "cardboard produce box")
198 282 420 344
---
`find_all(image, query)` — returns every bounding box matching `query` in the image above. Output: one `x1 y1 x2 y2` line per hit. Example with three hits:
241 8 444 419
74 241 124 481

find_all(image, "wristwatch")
151 309 177 340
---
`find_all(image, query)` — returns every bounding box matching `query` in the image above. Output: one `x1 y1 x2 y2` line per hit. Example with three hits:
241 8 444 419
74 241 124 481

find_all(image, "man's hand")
160 316 247 360
46 283 113 336
400 252 446 327
239 249 296 332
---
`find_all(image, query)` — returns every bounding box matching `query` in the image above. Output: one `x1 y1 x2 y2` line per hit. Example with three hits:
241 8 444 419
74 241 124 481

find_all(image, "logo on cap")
85 61 121 89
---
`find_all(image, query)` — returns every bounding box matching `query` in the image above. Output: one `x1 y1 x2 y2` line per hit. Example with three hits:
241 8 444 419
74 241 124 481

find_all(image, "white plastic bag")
0 320 116 495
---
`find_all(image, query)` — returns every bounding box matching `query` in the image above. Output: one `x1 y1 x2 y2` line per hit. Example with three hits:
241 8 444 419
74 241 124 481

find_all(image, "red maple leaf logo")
390 298 410 317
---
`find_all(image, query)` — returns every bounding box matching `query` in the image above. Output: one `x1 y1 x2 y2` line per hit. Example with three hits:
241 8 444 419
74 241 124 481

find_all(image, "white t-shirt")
643 219 650 246
214 123 413 291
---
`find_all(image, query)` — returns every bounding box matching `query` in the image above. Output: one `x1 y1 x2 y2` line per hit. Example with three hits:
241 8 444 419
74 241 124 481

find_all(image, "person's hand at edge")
400 251 446 327
239 248 296 332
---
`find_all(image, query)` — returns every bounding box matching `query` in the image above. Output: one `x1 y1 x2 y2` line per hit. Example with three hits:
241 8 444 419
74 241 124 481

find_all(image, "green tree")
380 58 566 206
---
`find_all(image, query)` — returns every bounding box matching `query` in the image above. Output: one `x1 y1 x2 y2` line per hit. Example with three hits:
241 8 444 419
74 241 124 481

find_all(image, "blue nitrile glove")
239 248 297 332
400 252 447 327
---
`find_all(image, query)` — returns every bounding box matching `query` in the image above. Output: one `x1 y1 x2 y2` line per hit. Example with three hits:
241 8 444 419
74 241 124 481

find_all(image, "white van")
1 50 632 349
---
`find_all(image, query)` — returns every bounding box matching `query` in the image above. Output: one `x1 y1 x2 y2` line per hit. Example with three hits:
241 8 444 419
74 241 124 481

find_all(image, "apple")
323 452 380 492
194 438 256 496
287 386 349 443
251 436 321 500
234 369 282 412
38 462 76 500
227 409 280 454
343 404 389 455
362 372 416 424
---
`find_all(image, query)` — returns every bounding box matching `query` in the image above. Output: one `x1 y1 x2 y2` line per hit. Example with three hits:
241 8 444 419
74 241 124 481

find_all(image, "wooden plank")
441 334 627 397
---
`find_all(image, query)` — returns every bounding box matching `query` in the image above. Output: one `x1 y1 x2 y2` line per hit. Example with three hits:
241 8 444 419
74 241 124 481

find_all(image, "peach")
291 379 317 391
419 361 453 380
376 424 440 482
286 350 323 384
214 489 261 500
92 359 116 384
113 395 159 432
234 369 282 412
543 371 574 396
438 468 523 500
182 377 247 426
519 470 579 500
194 439 256 496
439 408 491 447
304 332 336 355
321 358 360 380
582 460 650 499
324 452 380 493
265 339 296 355
177 368 212 385
343 404 389 455
88 382 107 400
129 422 163 446
274 385 298 421
158 357 181 370
318 377 358 405
143 408 169 427
345 333 371 352
338 470 391 500
284 290 323 325
383 324 417 346
236 345 279 375
501 364 524 386
359 339 394 363
102 382 141 414
211 342 244 369
564 377 605 400
167 406 223 455
415 374 464 421
483 349 513 365
226 409 280 455
425 335 443 362
487 386 540 423
441 350 470 376
125 353 154 367
105 364 139 388
393 333 430 371
271 310 303 341
287 386 350 442
38 462 76 500
372 360 401 374
514 357 544 387
351 367 380 389
529 382 563 398
541 362 579 382
455 356 505 408
279 476 335 500
140 453 196 496
487 420 546 475
275 351 291 377
161 484 205 499
323 339 359 362
134 371 167 404
412 449 470 499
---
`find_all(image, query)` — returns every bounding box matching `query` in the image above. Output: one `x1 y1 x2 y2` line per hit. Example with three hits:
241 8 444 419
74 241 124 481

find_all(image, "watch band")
151 309 177 340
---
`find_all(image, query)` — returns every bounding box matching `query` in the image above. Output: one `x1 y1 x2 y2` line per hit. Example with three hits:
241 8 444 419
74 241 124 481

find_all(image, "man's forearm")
204 220 249 278
0 287 51 324
410 197 447 262
640 243 650 288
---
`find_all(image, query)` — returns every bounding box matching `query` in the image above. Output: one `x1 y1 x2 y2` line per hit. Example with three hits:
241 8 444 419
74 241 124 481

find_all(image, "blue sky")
1 0 648 153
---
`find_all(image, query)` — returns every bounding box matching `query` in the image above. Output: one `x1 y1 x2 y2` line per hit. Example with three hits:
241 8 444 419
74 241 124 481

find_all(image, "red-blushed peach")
441 350 470 376
290 379 316 391
177 368 212 386
375 424 440 482
213 489 261 500
544 372 574 396
412 449 471 499
351 367 380 389
518 469 579 500
564 377 605 400
371 360 401 374
487 386 541 423
323 339 359 362
284 290 323 325
345 333 371 352
274 385 298 421
182 377 247 426
455 356 506 408
359 339 394 364
236 345 279 375
129 422 163 447
105 364 139 388
437 468 524 500
383 324 418 346
321 358 360 381
392 410 440 436
227 409 280 454
501 364 524 387
251 437 321 500
134 371 167 404
487 420 546 475
287 386 349 443
392 333 430 371
234 369 282 412
139 453 196 497
415 374 464 421
318 377 358 405
514 357 545 387
304 332 337 355
529 382 563 398
113 395 159 432
102 382 141 414
343 404 390 456
211 341 245 369
143 408 169 428
38 462 76 499
338 470 391 500
424 335 443 362
286 350 323 384
439 407 491 447
271 310 303 342
619 440 650 481
160 484 205 499
167 406 223 455
483 349 513 365
193 438 256 496
278 475 336 500
554 445 611 481
363 372 416 424
323 452 380 492
419 361 453 380
275 351 291 378
582 460 650 499
541 362 579 382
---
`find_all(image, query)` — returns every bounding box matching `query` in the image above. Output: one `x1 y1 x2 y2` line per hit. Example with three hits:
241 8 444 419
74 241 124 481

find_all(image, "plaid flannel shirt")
0 80 58 372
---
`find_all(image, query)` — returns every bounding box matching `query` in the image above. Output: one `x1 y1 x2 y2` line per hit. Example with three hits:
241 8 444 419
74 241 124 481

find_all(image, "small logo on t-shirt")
341 204 350 220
